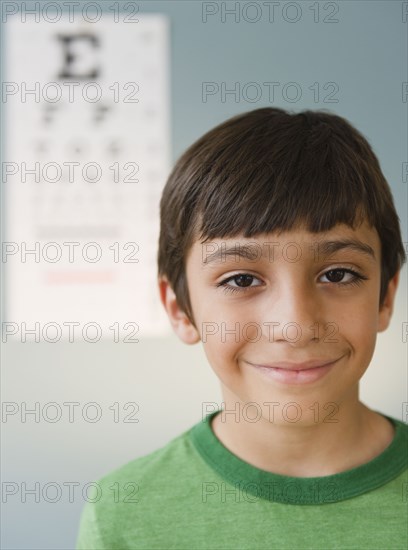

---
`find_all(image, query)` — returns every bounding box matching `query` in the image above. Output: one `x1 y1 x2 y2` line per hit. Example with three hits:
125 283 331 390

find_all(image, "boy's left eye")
320 268 368 286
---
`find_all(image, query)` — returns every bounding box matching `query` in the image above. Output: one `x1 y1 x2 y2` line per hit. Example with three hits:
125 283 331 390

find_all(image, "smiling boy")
76 108 408 549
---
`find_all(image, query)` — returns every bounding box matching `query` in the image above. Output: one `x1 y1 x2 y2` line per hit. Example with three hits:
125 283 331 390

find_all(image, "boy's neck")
211 389 395 478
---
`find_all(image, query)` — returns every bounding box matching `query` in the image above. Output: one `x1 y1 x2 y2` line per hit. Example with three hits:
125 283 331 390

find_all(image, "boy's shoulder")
76 418 216 549
99 424 196 485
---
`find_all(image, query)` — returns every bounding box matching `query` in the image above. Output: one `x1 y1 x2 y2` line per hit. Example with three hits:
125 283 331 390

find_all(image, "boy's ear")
158 276 201 345
377 270 400 333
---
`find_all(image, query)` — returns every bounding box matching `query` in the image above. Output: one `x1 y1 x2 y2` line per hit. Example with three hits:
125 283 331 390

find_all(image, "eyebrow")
315 239 376 262
201 239 376 265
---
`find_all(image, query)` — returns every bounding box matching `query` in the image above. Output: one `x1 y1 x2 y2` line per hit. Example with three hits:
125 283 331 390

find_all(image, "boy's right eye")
216 273 263 294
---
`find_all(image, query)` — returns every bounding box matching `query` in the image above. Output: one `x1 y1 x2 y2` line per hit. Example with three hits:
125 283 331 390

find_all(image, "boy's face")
159 220 400 422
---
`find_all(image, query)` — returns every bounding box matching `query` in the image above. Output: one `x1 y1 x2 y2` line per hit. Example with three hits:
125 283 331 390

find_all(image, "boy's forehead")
188 220 381 264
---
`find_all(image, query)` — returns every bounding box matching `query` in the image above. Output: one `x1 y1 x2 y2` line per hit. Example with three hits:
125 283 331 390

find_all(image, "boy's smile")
161 219 399 427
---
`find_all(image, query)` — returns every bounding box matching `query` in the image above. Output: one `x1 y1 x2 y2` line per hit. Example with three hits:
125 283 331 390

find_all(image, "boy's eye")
320 268 368 287
216 273 263 295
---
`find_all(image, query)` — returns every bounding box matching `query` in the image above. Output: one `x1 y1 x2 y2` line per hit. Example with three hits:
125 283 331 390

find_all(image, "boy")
76 107 408 549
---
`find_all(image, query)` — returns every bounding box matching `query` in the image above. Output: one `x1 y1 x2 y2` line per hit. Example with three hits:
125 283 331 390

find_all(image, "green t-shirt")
76 410 408 549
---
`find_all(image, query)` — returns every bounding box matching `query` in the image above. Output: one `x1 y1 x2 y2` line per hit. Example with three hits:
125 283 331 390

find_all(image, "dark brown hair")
158 107 406 327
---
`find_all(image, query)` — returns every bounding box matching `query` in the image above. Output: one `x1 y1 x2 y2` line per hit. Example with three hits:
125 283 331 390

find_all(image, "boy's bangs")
194 131 377 243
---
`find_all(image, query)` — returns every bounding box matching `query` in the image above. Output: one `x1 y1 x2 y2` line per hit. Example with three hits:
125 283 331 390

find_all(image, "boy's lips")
245 356 343 384
249 357 342 370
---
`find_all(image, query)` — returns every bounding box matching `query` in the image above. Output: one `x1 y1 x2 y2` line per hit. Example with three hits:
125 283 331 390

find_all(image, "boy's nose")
261 282 324 347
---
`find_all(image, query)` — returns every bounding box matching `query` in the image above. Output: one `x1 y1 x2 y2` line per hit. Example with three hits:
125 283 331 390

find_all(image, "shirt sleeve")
75 500 106 550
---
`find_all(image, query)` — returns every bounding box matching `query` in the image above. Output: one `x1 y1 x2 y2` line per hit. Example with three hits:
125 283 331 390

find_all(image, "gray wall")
2 1 407 548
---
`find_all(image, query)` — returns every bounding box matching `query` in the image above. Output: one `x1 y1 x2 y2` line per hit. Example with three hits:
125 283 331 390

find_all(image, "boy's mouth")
253 357 342 370
244 356 343 384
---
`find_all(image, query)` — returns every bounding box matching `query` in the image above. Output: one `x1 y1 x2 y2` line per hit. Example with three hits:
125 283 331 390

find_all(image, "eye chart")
2 9 172 341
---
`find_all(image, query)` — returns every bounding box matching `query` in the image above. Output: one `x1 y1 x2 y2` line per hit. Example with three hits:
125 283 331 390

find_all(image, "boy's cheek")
201 338 241 373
